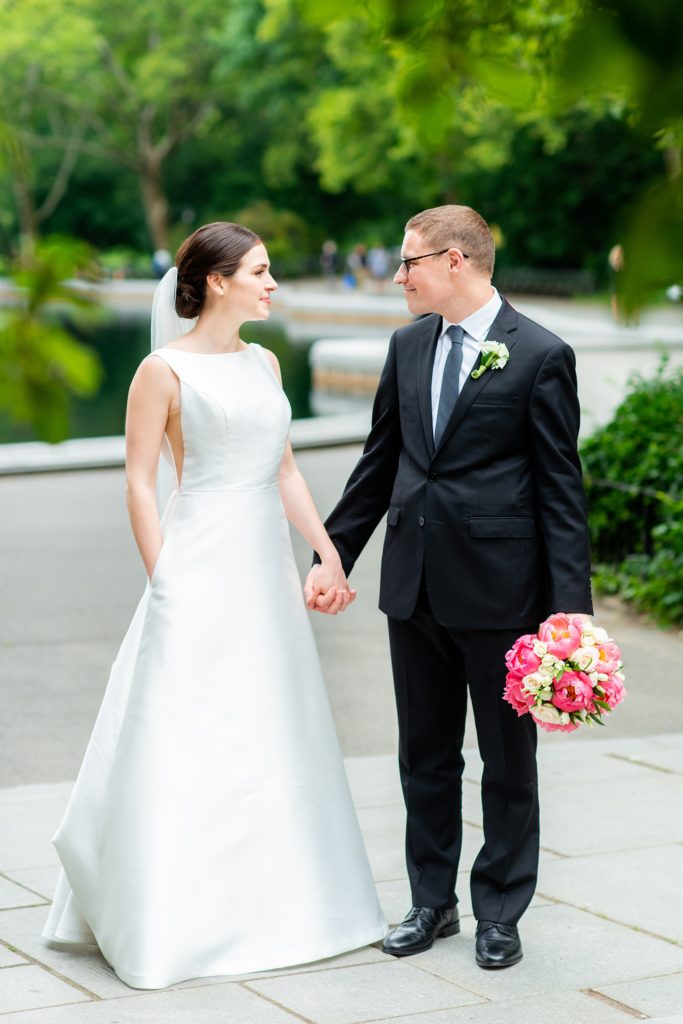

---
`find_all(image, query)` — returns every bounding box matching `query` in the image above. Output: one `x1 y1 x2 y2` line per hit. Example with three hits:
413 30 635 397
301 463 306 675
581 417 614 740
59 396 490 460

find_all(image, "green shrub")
581 359 683 626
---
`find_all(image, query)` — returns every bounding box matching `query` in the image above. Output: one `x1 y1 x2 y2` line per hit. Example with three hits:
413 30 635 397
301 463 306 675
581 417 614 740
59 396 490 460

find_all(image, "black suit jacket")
322 298 593 630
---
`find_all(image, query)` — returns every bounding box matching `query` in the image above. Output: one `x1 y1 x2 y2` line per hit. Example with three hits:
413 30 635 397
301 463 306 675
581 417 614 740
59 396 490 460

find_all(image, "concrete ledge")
0 413 372 476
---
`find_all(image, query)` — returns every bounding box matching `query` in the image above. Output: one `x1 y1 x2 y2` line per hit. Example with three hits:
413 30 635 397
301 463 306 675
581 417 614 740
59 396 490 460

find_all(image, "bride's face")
223 243 278 322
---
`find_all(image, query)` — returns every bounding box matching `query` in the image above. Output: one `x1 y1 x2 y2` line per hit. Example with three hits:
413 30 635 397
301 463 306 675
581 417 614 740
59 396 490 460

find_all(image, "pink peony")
595 641 622 675
503 673 536 716
538 613 582 660
551 670 596 714
505 634 542 678
597 673 627 710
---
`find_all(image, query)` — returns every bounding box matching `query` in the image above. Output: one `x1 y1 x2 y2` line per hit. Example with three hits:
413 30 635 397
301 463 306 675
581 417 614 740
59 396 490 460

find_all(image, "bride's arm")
278 440 355 614
125 357 177 580
264 350 355 614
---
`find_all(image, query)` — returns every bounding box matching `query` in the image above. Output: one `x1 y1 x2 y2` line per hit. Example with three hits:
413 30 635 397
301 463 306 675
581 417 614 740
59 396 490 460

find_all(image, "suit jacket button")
428 472 438 482
418 516 425 526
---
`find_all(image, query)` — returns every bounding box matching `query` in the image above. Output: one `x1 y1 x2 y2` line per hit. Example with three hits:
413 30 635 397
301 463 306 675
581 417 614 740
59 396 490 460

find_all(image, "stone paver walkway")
1 449 683 1021
1 737 683 1022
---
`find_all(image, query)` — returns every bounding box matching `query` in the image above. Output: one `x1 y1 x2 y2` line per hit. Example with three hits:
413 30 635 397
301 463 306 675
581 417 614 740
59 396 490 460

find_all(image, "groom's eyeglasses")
399 248 469 273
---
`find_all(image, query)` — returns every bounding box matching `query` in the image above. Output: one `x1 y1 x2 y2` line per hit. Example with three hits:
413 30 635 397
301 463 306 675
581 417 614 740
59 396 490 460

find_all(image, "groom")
306 205 592 969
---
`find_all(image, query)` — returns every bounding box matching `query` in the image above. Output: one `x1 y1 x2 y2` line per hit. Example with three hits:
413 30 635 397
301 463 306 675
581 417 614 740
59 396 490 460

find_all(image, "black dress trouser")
387 575 540 926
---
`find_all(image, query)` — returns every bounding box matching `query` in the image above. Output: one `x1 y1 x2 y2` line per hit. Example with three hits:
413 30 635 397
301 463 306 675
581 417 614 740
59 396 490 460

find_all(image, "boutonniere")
471 340 510 380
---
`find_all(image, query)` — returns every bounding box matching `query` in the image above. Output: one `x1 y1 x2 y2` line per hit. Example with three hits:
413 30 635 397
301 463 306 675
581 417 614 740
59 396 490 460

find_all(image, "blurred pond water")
0 316 313 444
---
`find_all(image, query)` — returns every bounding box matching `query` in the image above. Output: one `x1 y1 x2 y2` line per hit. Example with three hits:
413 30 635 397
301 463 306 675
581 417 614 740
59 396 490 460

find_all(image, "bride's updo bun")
175 222 261 318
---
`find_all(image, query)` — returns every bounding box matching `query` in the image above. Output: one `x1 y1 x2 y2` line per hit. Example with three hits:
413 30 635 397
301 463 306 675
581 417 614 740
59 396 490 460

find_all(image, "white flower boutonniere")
471 340 510 380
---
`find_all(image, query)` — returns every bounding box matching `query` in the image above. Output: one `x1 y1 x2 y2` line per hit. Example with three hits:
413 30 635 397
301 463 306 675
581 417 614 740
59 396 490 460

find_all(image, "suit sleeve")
528 342 593 614
314 333 402 576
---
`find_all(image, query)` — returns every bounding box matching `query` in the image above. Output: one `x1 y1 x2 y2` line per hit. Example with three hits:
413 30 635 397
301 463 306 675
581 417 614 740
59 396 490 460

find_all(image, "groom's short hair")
406 205 495 277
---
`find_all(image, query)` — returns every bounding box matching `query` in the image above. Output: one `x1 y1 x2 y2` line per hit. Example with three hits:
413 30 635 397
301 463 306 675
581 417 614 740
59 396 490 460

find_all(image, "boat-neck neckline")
161 343 253 357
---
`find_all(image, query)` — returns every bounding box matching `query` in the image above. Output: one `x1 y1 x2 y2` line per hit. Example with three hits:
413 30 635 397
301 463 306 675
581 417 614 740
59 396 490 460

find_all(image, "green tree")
0 0 234 251
83 0 229 249
553 0 683 308
0 0 101 246
261 0 582 198
463 111 662 276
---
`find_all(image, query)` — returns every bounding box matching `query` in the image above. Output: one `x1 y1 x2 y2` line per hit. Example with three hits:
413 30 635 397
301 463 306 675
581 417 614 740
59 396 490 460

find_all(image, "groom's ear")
447 248 467 273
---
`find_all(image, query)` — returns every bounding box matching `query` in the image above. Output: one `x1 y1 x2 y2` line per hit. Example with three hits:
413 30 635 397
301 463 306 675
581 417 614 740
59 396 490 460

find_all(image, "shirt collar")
441 287 502 344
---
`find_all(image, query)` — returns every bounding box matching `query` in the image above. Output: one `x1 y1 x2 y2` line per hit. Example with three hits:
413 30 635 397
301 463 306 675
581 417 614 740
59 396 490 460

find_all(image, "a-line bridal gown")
42 342 387 989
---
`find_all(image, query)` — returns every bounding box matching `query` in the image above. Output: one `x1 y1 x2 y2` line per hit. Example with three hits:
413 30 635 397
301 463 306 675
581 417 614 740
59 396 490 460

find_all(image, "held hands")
304 560 356 615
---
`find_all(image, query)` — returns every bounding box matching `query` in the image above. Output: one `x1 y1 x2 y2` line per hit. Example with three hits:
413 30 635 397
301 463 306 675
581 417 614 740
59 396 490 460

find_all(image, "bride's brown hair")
175 222 261 318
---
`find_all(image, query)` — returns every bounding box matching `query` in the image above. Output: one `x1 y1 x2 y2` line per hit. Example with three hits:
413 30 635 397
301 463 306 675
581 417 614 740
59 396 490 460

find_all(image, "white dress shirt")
431 287 503 435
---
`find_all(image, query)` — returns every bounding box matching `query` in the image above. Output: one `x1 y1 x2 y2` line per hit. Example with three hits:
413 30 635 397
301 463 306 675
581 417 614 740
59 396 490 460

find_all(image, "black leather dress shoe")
382 906 460 956
475 920 523 969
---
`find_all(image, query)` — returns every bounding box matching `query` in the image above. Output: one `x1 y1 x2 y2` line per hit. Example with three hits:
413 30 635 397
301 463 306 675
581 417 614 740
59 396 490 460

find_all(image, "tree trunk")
12 174 38 254
665 144 681 181
139 153 169 251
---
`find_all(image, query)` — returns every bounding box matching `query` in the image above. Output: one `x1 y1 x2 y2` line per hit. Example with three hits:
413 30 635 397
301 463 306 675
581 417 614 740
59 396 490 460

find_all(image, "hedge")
580 358 683 627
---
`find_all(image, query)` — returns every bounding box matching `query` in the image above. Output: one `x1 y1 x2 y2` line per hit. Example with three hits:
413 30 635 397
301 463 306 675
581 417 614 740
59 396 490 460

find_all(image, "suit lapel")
416 314 442 457
432 299 519 457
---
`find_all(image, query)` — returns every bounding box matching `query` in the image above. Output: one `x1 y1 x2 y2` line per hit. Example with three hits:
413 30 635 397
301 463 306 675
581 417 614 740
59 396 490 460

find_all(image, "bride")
42 221 387 989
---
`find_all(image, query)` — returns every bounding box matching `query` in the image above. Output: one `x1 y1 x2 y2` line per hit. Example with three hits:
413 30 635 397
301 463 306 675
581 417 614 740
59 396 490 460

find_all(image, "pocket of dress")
150 542 168 587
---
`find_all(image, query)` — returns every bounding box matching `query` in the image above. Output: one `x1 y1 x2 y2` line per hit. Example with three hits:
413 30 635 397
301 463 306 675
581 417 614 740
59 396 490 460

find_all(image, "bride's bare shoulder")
129 351 178 398
259 346 282 381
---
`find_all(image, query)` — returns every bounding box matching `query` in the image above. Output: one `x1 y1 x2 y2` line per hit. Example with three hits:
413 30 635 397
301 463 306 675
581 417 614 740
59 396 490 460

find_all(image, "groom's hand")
304 564 356 615
314 586 356 614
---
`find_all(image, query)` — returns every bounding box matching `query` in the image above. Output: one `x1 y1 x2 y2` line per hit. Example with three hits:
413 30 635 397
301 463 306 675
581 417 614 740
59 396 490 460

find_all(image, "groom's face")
394 229 454 316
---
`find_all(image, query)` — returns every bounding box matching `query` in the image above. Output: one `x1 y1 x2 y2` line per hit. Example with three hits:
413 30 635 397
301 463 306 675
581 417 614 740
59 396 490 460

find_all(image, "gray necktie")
434 324 464 446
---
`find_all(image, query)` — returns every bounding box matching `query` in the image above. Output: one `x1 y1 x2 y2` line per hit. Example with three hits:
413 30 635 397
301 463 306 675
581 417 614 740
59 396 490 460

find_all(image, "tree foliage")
0 0 231 248
0 0 672 294
551 0 683 307
0 237 103 442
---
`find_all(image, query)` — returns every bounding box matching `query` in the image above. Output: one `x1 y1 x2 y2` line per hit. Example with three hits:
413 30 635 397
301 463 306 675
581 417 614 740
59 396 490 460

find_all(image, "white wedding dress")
42 343 386 989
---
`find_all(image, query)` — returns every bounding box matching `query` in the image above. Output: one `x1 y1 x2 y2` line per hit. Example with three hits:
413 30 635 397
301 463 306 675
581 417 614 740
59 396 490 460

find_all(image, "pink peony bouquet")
504 613 626 733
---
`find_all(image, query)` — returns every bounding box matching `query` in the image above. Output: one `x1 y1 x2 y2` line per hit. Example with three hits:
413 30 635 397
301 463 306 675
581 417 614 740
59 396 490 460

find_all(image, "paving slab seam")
233 949 387 983
462 815 571 861
0 903 48 913
583 987 650 1019
0 998 95 1019
398 961 494 1007
337 1007 481 1024
239 980 318 1023
0 939 101 1002
608 753 683 777
0 872 49 903
535 892 683 947
538 840 683 860
325 1001 488 1024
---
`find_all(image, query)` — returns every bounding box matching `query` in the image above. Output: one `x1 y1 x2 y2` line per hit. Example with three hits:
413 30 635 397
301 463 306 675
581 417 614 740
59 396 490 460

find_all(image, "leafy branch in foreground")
0 236 103 442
